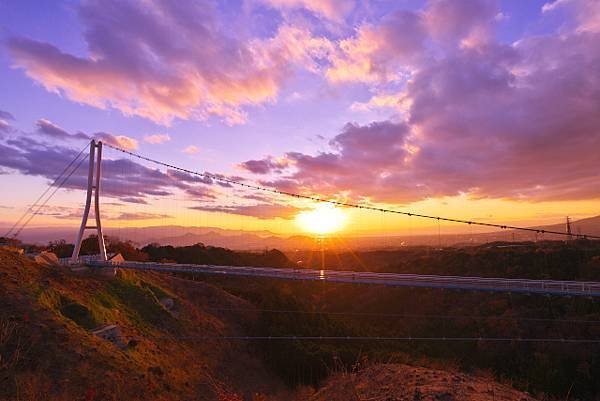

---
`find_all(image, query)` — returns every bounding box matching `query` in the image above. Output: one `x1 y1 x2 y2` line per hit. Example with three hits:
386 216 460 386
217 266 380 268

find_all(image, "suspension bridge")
6 139 600 298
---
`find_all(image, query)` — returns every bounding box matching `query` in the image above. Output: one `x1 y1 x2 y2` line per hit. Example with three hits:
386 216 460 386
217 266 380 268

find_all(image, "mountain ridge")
4 215 599 250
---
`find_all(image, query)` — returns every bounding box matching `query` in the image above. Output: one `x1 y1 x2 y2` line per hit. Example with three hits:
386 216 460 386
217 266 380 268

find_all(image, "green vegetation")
141 242 292 267
249 288 356 386
204 241 600 399
35 270 175 333
49 236 149 261
38 288 99 329
102 272 177 330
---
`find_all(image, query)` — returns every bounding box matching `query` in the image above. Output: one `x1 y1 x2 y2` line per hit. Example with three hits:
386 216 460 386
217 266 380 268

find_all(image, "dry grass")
309 363 539 401
0 249 291 400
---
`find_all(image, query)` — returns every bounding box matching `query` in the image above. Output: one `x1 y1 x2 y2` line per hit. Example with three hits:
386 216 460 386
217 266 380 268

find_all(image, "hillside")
0 247 577 401
312 364 536 401
535 214 600 237
0 248 290 400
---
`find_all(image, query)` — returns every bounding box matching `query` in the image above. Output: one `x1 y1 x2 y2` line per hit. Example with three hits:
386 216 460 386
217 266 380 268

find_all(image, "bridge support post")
70 140 107 264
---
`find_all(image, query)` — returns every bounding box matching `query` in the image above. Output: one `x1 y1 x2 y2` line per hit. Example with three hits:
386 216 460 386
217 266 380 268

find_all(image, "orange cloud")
182 145 200 154
144 134 171 144
6 1 311 126
326 11 426 84
95 132 138 150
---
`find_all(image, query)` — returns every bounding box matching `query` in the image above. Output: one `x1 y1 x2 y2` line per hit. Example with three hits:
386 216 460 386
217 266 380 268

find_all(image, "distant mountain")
157 231 318 250
5 225 280 246
534 215 600 237
5 215 598 249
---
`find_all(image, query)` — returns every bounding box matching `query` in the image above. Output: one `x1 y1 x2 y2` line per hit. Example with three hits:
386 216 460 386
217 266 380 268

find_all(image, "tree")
47 239 73 258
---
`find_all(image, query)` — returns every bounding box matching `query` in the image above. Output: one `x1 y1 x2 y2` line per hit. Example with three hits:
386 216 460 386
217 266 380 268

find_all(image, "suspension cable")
103 143 600 240
201 307 600 324
115 334 600 344
4 143 89 238
11 152 89 238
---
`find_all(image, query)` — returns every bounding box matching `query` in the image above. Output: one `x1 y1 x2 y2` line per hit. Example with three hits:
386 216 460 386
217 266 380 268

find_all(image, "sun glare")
296 203 347 235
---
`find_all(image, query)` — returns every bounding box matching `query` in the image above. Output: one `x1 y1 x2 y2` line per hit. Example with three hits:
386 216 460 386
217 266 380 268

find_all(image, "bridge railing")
84 260 600 297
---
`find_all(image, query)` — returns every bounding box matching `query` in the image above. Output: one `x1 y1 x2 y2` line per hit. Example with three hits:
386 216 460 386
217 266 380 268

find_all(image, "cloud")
542 0 600 32
25 205 83 219
144 134 171 144
350 92 409 112
190 203 303 219
119 197 148 204
494 12 509 21
166 169 213 186
36 119 69 138
0 134 218 204
33 120 135 151
238 156 291 174
185 186 217 200
258 0 354 21
36 119 89 140
542 0 568 12
258 121 421 202
424 0 498 46
94 132 138 150
326 10 427 84
245 2 600 204
0 110 15 121
0 120 11 134
251 24 334 77
326 0 500 84
6 0 314 126
114 212 171 220
0 110 15 134
182 145 199 154
5 0 600 209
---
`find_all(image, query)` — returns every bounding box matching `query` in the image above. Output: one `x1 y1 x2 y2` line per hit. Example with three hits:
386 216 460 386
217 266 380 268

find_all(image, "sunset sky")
0 0 599 237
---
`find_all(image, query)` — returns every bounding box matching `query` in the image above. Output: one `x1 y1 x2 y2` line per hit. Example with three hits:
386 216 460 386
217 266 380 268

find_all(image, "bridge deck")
86 261 600 297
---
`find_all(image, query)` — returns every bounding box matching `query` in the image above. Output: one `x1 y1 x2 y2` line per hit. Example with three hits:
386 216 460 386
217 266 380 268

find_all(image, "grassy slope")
311 363 537 401
0 249 289 401
0 248 555 401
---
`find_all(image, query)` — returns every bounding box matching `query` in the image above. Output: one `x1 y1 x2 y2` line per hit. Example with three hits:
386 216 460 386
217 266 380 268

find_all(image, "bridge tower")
71 140 107 263
566 216 573 241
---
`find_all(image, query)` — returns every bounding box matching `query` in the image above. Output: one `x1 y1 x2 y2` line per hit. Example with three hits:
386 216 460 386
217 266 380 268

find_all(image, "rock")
33 251 59 265
159 297 174 310
91 324 127 349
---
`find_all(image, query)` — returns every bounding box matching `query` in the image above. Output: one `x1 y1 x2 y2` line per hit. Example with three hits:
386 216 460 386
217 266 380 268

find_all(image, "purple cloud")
0 133 218 204
5 0 325 125
36 119 89 140
245 0 600 203
189 203 304 220
0 121 11 134
0 110 15 121
0 110 15 134
327 10 427 83
33 119 137 151
239 157 291 175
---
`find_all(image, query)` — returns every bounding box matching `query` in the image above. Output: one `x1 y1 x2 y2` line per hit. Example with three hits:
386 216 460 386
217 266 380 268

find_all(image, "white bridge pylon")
71 140 107 263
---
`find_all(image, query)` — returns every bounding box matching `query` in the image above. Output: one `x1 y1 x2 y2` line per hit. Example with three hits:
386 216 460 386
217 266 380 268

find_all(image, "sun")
296 203 347 235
